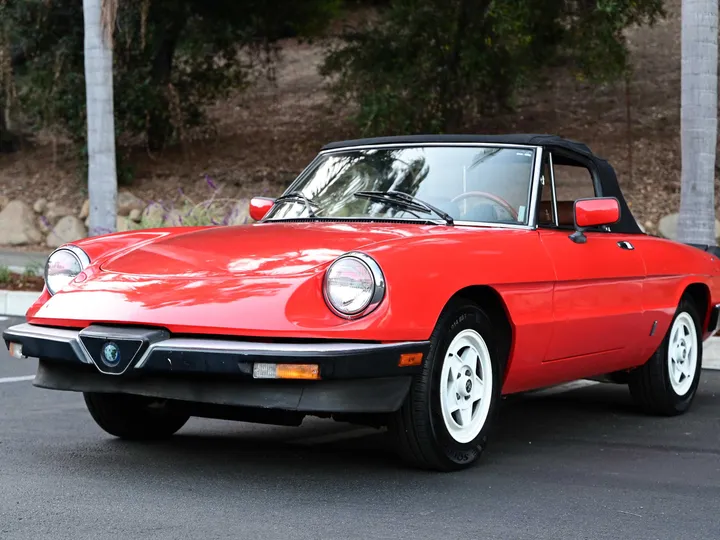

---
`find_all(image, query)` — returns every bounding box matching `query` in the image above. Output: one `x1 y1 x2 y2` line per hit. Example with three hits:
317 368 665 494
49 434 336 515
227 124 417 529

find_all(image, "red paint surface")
26 220 720 395
574 198 620 228
249 197 275 222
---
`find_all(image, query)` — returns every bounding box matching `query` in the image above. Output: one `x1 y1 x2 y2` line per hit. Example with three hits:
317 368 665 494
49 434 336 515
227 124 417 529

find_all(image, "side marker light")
399 353 423 367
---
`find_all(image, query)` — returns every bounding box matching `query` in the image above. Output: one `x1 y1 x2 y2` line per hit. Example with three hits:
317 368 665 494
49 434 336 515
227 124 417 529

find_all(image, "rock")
658 212 720 241
164 209 183 227
116 215 135 232
0 195 9 210
129 208 142 222
45 201 75 225
33 198 47 214
117 191 145 216
227 200 250 225
79 199 89 219
46 216 87 248
141 203 165 228
38 216 52 234
0 200 43 245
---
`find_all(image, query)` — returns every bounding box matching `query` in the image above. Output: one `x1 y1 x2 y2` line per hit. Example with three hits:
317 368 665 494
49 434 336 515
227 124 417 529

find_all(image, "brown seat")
538 200 575 227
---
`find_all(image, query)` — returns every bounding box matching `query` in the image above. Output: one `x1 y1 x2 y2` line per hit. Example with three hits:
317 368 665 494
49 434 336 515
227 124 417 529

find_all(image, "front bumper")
3 323 430 414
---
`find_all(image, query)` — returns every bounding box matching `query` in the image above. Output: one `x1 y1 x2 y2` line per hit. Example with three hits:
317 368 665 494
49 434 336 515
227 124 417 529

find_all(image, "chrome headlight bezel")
44 245 91 295
322 252 386 320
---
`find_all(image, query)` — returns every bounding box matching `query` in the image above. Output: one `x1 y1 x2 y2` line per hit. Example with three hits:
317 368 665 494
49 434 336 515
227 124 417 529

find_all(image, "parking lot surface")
1 316 719 540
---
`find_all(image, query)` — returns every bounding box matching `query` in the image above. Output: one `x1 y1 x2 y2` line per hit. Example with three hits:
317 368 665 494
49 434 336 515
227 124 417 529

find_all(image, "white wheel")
667 312 698 396
389 301 502 470
439 329 494 444
628 296 702 416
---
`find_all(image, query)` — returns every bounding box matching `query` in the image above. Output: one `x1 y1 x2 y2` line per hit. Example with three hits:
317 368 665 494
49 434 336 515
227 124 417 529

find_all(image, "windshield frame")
266 142 544 229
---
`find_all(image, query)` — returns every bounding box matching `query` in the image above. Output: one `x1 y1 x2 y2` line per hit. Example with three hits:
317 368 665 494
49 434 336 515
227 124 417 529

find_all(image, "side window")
551 158 597 228
554 162 596 201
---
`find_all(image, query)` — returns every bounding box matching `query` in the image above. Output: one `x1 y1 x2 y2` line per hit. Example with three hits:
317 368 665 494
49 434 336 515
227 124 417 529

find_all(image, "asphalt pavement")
1 315 720 540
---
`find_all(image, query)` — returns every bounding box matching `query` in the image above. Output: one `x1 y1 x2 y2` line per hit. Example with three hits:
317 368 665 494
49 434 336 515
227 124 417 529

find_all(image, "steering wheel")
451 191 519 221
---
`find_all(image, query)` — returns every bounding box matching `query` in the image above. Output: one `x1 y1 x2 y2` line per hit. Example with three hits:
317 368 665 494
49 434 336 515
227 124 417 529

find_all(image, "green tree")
6 0 339 151
322 0 665 134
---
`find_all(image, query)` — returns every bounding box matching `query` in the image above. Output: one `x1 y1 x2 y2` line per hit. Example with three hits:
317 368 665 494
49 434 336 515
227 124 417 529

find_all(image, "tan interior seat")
538 200 576 227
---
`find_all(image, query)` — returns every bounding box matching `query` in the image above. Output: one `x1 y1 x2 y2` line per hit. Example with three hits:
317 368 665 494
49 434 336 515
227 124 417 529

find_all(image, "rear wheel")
388 300 503 471
84 393 190 440
628 296 702 415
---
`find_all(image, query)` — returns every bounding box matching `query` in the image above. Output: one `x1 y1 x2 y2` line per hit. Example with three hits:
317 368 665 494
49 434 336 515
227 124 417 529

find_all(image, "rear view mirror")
569 197 620 244
249 197 275 222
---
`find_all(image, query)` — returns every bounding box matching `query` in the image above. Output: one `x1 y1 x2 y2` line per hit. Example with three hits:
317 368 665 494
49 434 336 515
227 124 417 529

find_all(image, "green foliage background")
1 0 665 156
3 0 339 150
322 0 665 134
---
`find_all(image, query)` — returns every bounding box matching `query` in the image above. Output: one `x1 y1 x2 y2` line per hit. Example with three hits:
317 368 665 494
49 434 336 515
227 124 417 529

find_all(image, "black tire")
388 299 503 471
84 392 190 440
628 296 703 416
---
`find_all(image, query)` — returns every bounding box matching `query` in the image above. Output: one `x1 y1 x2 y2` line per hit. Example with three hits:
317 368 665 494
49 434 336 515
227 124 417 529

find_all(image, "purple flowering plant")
134 175 253 230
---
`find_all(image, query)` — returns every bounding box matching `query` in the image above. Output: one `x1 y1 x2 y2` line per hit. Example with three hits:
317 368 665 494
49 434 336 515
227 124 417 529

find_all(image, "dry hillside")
0 0 716 248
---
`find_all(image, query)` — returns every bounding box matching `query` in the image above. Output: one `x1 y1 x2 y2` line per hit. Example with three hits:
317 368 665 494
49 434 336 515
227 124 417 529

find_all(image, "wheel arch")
443 285 514 383
681 282 711 332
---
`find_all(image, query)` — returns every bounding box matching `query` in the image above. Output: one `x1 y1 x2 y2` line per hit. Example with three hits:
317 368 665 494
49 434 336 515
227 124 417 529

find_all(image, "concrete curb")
0 290 40 317
702 337 720 370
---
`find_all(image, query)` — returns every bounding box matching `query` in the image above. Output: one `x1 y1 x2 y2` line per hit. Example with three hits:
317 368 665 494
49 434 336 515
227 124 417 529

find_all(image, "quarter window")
538 153 598 229
553 162 596 202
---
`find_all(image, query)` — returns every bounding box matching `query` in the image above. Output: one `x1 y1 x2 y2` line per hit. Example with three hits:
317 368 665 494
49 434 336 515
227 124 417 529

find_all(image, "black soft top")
321 134 642 234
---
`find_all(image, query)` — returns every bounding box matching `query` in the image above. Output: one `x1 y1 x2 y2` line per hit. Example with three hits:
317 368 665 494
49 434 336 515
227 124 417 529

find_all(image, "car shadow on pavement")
78 382 665 472
30 374 720 486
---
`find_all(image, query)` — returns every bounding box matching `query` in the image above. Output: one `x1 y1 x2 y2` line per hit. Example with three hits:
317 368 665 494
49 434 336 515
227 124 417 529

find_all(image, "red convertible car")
4 134 720 471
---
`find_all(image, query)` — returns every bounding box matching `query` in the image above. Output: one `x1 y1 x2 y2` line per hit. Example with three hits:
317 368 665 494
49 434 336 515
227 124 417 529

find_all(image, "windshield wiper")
353 190 454 225
274 191 319 217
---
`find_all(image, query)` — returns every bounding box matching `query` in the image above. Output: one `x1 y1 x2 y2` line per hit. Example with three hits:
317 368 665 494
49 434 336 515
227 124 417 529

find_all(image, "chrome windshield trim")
318 141 540 155
259 217 534 230
271 143 542 228
526 146 543 229
452 221 535 230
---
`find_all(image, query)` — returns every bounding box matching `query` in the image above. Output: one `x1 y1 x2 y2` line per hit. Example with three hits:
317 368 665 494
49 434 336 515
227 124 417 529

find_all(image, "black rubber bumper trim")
3 323 430 379
139 345 427 379
33 360 413 413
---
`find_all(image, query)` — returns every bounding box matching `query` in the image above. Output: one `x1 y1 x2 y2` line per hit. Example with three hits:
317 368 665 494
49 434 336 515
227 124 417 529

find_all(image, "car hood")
98 222 432 278
28 222 536 340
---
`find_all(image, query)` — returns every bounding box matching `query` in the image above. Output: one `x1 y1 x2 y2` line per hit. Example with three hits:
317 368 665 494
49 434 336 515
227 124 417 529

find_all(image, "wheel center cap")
457 375 472 398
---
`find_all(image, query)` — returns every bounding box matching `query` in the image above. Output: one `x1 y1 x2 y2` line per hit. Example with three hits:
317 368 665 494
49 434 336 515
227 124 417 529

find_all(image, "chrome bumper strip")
4 323 425 375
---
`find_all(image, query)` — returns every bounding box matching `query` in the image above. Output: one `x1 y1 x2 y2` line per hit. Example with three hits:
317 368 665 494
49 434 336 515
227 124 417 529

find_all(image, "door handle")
617 241 634 250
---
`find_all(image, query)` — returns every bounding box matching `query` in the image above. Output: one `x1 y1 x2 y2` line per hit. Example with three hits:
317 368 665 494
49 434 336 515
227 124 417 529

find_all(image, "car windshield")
264 145 537 225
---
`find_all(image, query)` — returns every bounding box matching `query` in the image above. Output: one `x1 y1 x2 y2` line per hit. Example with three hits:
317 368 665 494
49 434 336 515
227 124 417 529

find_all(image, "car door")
536 151 646 373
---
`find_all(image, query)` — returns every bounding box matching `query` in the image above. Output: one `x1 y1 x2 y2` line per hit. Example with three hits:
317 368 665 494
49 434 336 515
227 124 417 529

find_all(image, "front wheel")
388 300 502 471
84 393 190 440
628 296 702 415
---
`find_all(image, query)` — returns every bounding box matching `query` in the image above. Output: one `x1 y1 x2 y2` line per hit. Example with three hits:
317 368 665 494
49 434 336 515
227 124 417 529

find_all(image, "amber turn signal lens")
276 364 320 380
253 362 320 380
399 352 423 367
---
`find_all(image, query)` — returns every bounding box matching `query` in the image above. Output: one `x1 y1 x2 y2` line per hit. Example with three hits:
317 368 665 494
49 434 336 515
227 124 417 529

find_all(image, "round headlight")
323 253 385 318
45 246 90 295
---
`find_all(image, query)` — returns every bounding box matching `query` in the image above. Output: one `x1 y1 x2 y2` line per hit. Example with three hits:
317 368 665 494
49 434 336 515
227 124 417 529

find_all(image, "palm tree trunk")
83 0 118 236
677 0 718 245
